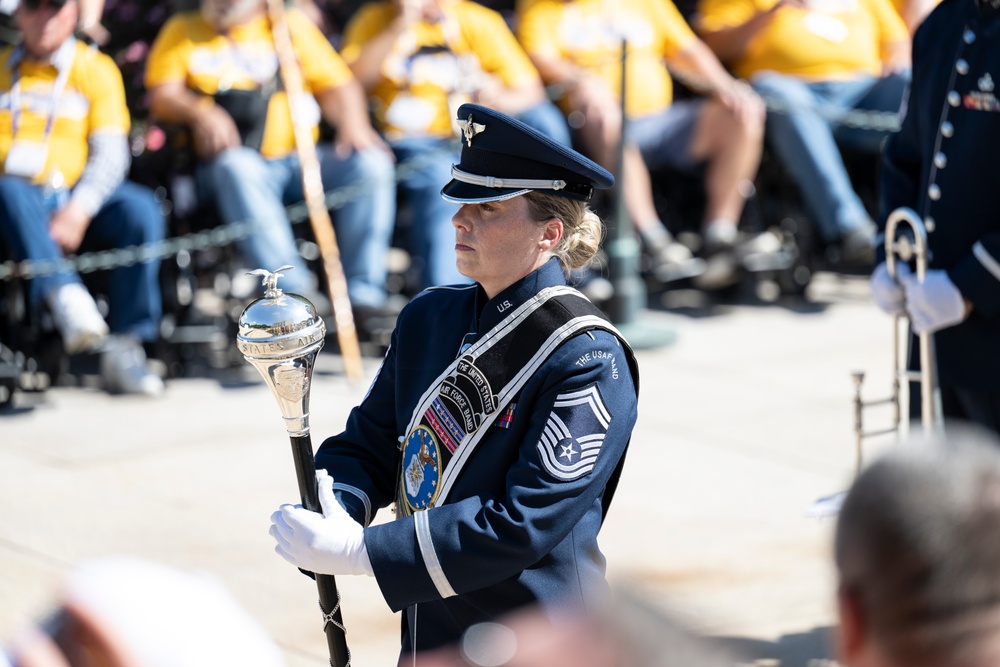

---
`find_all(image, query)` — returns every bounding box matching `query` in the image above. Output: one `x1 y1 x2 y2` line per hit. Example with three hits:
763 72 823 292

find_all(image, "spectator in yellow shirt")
341 0 570 290
696 0 911 265
518 0 766 289
0 0 166 395
145 0 396 323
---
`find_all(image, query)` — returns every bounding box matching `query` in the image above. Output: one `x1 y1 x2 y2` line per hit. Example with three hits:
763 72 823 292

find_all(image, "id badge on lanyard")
4 137 49 179
4 53 73 181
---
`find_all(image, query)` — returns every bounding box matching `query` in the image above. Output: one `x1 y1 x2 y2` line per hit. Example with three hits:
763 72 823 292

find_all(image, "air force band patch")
536 383 611 481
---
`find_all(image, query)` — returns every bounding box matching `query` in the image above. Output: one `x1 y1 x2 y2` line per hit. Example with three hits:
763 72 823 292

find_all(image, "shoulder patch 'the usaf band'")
536 383 611 481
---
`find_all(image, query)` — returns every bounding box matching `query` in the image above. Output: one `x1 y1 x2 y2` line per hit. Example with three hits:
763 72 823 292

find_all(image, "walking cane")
237 268 351 667
266 0 364 383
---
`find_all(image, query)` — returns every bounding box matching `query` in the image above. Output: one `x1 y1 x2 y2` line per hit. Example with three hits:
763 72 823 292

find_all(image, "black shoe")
692 231 743 291
838 225 876 266
692 251 740 291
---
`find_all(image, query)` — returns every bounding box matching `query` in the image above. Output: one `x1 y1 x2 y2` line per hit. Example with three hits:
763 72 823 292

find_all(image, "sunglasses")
21 0 71 10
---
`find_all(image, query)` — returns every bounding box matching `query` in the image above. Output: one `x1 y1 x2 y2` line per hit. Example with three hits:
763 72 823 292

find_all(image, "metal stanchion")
604 38 677 349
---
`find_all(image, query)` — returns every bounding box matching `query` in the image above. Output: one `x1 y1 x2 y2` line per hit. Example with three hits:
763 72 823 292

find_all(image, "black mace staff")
237 267 351 667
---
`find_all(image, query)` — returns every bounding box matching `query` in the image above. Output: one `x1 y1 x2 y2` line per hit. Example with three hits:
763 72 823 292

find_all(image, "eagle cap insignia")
980 73 995 92
457 114 486 147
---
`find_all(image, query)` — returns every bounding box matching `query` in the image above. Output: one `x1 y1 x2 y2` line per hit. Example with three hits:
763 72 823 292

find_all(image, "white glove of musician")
269 469 374 577
902 270 967 334
870 261 910 315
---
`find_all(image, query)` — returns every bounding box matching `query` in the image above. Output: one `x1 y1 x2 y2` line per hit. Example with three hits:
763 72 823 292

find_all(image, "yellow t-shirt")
517 0 697 117
145 9 354 159
342 0 541 140
0 40 129 188
695 0 909 81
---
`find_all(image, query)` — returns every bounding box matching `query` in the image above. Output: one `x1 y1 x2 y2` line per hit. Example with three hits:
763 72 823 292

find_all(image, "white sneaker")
46 283 109 354
648 241 707 283
100 335 165 397
702 220 740 252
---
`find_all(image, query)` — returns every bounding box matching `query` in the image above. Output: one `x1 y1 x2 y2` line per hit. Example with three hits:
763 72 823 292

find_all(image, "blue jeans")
629 99 704 172
751 71 909 242
392 137 470 289
0 177 164 341
514 101 572 147
198 145 395 307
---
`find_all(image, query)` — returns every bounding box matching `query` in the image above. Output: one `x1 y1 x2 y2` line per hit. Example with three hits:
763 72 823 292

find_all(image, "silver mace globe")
236 266 351 667
236 266 326 436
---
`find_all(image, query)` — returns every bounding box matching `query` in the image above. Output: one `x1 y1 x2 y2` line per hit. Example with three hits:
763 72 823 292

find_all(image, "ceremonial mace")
237 267 350 667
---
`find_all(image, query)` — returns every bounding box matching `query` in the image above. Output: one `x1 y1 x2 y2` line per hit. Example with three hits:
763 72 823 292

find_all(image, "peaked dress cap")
441 103 614 204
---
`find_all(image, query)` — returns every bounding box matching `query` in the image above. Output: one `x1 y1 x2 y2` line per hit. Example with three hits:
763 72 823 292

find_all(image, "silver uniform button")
964 28 976 44
948 90 961 107
934 152 948 169
956 59 970 75
941 121 955 138
925 217 936 233
928 183 942 200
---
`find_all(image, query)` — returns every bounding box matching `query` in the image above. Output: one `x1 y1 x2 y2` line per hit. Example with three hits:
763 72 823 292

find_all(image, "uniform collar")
475 257 567 333
7 36 77 72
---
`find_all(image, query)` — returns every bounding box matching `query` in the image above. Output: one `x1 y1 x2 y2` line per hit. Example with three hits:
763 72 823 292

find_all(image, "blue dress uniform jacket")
314 258 639 653
878 0 1000 392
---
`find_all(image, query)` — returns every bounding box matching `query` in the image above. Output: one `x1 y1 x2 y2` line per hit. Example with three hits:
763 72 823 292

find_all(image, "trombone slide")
852 207 945 469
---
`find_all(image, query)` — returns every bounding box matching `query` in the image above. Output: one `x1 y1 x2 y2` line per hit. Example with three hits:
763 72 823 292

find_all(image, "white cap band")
451 166 567 191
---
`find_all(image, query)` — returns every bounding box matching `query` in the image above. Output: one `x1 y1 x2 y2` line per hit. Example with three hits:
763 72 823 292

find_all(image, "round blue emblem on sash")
400 425 442 515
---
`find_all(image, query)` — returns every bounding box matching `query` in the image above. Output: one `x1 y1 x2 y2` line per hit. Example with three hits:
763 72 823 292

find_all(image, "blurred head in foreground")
835 428 1000 667
2 556 285 667
409 589 736 667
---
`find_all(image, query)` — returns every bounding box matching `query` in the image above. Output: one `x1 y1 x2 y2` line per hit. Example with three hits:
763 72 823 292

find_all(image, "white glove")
870 261 910 315
902 270 967 334
269 470 373 577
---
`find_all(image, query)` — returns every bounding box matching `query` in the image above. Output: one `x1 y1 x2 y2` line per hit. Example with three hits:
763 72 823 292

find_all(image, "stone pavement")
0 272 901 666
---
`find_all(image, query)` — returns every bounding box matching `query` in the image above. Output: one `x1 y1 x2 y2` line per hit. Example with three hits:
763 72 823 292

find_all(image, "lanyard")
218 35 277 91
9 44 75 142
396 12 462 56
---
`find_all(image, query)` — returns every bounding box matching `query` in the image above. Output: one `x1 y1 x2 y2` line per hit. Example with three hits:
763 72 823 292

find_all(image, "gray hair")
835 427 1000 666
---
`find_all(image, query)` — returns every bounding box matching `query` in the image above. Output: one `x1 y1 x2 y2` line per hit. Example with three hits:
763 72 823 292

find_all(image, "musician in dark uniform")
269 104 639 657
873 0 1000 434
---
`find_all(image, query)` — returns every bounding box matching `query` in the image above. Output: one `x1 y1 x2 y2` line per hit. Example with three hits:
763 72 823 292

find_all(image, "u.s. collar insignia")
457 115 486 147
